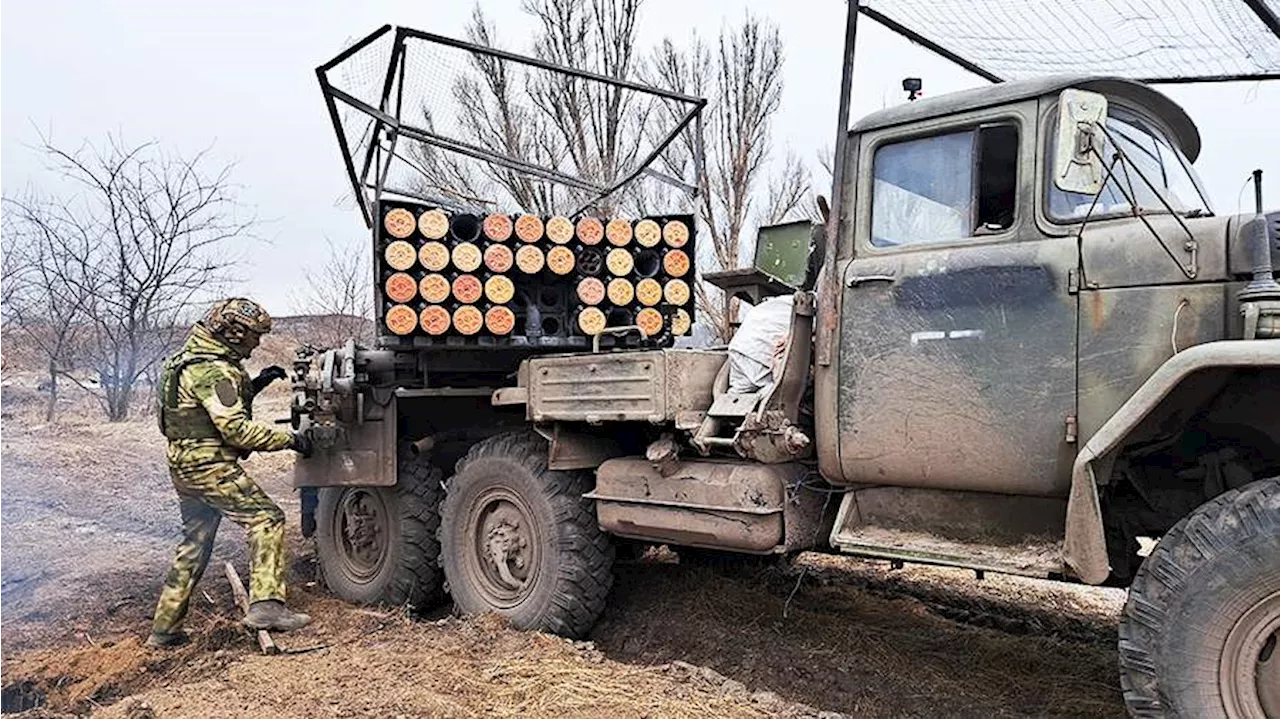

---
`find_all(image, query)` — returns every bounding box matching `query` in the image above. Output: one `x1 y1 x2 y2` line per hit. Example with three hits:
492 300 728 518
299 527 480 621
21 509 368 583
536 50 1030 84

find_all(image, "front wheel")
314 447 446 610
439 432 613 638
1119 477 1280 718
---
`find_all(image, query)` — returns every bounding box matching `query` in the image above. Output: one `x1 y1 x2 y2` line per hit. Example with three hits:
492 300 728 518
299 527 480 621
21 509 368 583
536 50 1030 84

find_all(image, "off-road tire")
439 431 613 638
315 446 445 610
1119 477 1280 718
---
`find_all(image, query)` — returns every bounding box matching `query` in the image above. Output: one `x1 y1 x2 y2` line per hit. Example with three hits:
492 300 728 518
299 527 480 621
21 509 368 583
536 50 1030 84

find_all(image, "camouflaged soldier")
149 298 314 648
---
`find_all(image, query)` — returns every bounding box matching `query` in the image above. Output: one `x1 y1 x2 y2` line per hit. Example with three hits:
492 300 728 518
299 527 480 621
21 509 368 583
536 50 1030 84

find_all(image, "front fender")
1065 340 1280 584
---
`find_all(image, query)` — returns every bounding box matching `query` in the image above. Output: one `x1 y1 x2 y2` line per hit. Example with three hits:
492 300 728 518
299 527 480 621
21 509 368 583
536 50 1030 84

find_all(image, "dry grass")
8 606 791 719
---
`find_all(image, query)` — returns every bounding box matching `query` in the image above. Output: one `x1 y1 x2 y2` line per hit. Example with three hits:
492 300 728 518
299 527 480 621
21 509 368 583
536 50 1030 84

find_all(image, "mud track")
1 388 1127 717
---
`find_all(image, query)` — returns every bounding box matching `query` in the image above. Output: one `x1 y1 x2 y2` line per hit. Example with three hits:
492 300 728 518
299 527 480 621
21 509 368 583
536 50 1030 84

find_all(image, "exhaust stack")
1238 169 1280 339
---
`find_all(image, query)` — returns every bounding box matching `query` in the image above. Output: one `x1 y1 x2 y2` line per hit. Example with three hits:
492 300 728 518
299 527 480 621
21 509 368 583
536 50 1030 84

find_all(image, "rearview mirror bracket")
1053 89 1108 195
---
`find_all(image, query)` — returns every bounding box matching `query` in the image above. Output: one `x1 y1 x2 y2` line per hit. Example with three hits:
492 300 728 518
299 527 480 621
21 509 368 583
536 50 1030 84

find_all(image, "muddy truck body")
298 25 1280 718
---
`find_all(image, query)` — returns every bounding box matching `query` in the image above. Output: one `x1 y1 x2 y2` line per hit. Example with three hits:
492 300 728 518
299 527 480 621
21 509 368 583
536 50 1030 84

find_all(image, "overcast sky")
4 1 1278 313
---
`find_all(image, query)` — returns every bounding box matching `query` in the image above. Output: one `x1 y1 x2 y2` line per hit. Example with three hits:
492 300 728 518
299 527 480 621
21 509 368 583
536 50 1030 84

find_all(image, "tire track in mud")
592 557 1125 717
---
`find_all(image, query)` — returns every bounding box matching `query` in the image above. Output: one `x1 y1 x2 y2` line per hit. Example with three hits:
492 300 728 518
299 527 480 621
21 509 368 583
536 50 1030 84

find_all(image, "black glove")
291 430 314 458
251 365 288 395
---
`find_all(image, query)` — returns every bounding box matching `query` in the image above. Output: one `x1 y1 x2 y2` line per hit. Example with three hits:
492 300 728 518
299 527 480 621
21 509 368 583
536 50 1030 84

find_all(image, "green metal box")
754 220 814 289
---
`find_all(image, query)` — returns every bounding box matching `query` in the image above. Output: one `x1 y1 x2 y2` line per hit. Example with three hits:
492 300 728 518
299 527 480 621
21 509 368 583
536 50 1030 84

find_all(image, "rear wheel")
315 447 445 610
439 432 613 638
1119 477 1280 718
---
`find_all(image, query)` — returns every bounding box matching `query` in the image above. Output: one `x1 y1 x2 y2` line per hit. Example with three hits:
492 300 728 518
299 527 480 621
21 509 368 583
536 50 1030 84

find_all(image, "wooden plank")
223 561 279 655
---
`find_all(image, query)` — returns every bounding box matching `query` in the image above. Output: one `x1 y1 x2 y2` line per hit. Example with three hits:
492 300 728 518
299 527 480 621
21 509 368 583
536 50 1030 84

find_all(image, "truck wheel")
1119 477 1280 718
439 432 613 638
315 447 445 610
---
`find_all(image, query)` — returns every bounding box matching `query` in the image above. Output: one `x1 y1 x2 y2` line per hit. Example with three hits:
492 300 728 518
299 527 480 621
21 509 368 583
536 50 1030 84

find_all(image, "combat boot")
146 630 189 648
242 600 311 632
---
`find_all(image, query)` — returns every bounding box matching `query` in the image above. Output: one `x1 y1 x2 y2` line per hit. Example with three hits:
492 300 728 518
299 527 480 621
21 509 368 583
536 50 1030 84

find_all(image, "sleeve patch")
214 379 239 407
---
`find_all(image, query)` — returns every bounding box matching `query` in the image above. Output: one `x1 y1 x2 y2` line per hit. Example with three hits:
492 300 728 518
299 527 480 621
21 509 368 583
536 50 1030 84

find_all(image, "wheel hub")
337 489 388 581
1221 589 1280 718
483 514 530 590
466 490 540 607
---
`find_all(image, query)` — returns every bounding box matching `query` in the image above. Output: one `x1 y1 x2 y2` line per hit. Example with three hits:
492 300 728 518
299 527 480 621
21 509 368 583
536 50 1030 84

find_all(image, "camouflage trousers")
151 461 287 635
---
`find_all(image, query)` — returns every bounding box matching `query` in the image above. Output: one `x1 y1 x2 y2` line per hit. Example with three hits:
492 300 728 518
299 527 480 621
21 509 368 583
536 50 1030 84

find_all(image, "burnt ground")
1 383 1128 718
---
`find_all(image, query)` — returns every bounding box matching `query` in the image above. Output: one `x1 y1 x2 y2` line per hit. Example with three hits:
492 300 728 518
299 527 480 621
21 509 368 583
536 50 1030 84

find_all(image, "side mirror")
1052 89 1108 195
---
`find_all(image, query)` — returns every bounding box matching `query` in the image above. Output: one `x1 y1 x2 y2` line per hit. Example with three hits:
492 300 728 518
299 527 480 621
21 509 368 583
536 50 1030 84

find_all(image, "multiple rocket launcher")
378 201 695 346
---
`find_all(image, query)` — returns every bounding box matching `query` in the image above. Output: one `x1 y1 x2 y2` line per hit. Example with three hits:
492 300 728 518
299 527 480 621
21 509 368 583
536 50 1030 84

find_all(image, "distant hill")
270 314 374 349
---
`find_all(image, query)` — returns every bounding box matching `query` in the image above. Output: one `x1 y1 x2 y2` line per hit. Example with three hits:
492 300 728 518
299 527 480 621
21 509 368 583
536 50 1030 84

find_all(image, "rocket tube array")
379 203 695 342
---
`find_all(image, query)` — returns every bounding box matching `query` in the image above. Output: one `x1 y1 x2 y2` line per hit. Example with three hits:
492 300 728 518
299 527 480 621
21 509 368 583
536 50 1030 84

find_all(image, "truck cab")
813 76 1280 585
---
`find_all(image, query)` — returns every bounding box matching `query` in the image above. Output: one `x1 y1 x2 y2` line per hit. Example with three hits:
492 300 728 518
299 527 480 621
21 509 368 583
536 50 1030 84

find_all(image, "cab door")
836 102 1078 497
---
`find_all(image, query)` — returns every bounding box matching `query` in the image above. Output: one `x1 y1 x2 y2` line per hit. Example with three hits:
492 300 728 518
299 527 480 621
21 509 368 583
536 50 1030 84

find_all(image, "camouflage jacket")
159 325 293 467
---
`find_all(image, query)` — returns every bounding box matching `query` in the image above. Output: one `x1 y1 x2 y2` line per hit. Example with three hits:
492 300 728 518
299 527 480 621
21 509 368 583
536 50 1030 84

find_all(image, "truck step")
830 525 1064 578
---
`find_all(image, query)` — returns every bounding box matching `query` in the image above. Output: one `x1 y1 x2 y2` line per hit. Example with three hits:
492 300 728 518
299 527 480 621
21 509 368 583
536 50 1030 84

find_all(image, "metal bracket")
592 325 649 353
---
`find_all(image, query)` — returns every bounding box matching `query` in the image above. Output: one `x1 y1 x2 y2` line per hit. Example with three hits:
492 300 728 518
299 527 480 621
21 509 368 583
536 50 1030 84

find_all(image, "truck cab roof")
851 75 1201 161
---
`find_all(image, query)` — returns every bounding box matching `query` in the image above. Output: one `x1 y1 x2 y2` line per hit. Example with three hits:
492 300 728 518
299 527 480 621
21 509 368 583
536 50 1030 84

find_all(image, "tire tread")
384 452 446 609
1119 477 1280 717
317 446 445 610
443 431 614 638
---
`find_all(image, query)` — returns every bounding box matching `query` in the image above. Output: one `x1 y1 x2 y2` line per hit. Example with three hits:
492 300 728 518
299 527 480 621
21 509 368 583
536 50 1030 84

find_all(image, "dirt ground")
1 379 1129 718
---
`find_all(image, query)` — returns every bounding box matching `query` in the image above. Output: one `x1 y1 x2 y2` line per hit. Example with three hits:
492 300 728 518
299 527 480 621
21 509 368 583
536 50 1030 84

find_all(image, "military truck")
298 24 1280 719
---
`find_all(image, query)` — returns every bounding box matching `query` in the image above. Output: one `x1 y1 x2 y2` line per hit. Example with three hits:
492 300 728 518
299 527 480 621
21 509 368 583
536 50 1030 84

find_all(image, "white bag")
727 295 794 394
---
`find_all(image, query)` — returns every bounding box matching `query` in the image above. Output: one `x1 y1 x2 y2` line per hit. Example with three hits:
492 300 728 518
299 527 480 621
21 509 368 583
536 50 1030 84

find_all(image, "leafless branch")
289 237 375 348
763 151 812 225
409 0 651 216
3 132 250 420
645 14 795 342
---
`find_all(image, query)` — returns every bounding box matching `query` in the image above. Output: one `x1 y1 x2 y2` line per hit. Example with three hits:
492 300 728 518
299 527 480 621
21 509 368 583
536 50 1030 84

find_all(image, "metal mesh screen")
861 0 1280 82
325 30 395 215
318 26 704 226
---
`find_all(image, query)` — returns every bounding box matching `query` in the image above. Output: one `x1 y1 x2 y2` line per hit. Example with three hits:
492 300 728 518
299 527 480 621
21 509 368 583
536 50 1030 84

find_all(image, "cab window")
871 124 1018 248
1047 106 1209 221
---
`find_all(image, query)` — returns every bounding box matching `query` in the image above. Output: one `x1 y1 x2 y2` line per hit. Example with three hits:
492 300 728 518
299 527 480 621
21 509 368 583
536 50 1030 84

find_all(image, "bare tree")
763 152 812 225
290 237 375 349
646 16 809 342
411 0 650 215
522 0 649 213
4 133 248 421
405 3 807 342
1 194 96 420
0 211 24 386
0 250 19 310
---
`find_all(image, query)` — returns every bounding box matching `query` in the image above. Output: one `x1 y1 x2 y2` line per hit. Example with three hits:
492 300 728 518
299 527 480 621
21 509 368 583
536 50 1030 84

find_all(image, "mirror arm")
1091 135 1197 280
1073 151 1123 291
1096 126 1198 280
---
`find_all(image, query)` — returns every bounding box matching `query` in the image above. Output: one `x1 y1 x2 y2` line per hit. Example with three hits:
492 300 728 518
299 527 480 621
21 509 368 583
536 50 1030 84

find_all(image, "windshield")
1048 106 1210 221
